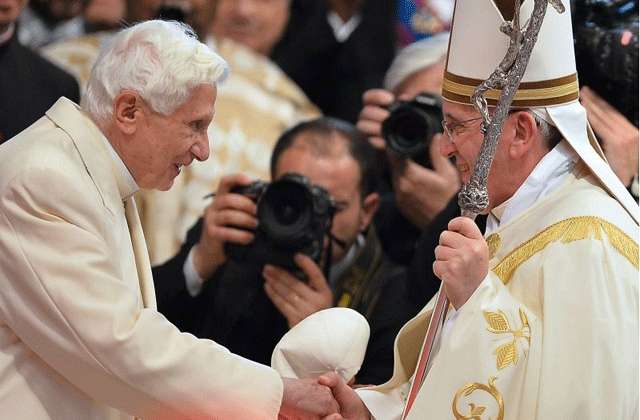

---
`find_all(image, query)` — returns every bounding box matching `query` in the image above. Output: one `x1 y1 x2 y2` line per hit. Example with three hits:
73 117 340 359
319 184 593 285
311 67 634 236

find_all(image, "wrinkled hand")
388 134 460 228
356 89 394 150
192 174 257 280
318 372 371 420
433 217 488 309
264 254 333 328
581 86 639 186
280 377 340 420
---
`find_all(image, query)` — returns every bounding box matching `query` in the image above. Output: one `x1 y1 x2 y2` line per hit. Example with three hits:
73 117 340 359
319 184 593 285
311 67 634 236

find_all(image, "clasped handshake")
278 373 371 420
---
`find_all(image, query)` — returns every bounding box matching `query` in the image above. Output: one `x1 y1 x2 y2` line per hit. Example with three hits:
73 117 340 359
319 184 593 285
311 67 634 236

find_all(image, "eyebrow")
444 112 462 123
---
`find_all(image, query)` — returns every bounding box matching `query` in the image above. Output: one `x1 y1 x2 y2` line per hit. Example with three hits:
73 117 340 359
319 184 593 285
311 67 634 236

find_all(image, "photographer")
153 117 412 385
358 34 460 261
572 0 639 198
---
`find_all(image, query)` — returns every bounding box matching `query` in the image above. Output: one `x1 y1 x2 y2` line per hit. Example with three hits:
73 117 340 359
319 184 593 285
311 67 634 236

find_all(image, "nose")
191 135 210 162
439 133 457 158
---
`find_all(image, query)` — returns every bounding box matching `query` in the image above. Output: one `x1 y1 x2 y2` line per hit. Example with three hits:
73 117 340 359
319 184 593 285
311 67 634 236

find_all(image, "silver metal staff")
402 0 566 417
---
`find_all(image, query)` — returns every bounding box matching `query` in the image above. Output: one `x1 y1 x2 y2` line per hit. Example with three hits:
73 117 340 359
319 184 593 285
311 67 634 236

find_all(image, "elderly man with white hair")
0 20 337 419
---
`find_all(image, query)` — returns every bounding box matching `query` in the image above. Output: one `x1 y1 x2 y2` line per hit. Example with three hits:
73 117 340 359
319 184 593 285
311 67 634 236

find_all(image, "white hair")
383 33 450 92
82 20 228 125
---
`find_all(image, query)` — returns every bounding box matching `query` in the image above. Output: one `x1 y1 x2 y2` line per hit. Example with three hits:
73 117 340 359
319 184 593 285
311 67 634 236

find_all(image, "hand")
580 86 639 186
433 217 488 309
318 372 371 420
280 377 340 419
192 174 257 280
388 133 461 229
356 89 394 150
264 254 334 328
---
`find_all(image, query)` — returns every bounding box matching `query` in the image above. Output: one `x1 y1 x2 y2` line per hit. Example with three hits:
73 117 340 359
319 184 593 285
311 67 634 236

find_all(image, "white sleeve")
356 383 408 420
183 246 205 296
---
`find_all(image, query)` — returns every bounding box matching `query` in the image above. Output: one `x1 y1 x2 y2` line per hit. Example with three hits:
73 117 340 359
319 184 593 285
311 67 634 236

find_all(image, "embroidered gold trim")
442 77 579 101
452 376 504 420
444 71 577 89
492 216 639 284
486 233 502 260
484 309 531 370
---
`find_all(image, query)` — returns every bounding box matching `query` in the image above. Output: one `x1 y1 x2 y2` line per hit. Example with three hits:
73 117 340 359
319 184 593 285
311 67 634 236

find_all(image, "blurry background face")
83 0 126 30
210 0 289 55
30 0 82 22
0 0 26 30
126 0 214 39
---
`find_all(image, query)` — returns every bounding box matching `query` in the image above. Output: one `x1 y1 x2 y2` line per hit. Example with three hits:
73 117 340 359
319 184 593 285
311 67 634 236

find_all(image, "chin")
158 179 175 191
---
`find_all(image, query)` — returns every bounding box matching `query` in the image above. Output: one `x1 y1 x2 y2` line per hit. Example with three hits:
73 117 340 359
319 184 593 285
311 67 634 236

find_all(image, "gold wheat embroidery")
484 308 531 370
492 216 638 284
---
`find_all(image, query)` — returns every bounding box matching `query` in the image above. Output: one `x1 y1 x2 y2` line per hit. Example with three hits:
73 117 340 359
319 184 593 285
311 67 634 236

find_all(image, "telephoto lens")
381 92 444 163
225 173 335 274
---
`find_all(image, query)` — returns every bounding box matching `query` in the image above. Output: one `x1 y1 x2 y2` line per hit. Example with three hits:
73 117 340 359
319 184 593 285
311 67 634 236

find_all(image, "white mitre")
442 0 639 223
271 308 370 382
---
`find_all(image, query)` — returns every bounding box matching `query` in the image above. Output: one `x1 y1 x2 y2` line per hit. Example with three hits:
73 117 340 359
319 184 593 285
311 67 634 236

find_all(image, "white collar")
486 139 578 234
103 139 139 202
326 11 362 42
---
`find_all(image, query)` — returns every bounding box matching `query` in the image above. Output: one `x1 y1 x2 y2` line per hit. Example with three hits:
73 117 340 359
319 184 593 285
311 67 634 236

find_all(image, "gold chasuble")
365 165 638 419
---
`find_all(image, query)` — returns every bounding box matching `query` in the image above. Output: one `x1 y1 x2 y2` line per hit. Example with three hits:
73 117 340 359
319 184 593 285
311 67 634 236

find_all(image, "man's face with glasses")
439 101 523 209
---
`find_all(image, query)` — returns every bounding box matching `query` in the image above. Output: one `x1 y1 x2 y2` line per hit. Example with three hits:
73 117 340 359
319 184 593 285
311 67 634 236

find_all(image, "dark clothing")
271 0 396 123
153 220 413 385
406 196 487 313
374 188 423 266
0 31 80 144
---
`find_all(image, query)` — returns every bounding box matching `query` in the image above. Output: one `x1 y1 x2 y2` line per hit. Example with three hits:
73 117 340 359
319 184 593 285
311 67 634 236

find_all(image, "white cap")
271 308 370 382
384 33 450 92
442 0 639 223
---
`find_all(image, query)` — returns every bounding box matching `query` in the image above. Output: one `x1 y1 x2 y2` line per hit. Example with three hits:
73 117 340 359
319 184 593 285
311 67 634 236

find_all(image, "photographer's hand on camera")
357 89 394 150
580 86 639 188
388 134 460 229
263 254 333 328
192 174 258 280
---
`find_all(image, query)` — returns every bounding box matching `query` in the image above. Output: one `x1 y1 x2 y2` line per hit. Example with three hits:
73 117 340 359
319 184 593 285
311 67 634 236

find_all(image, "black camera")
572 0 638 125
381 92 444 163
224 173 336 272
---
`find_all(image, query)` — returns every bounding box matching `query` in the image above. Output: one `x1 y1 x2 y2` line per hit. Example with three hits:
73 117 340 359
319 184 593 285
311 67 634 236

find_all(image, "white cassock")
358 141 639 419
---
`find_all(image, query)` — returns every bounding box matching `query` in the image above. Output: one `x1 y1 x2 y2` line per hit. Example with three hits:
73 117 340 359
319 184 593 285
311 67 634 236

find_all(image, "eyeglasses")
441 116 484 141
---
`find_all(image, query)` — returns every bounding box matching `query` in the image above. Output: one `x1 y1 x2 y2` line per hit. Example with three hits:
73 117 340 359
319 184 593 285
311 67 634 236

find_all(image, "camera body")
381 92 444 164
225 173 336 272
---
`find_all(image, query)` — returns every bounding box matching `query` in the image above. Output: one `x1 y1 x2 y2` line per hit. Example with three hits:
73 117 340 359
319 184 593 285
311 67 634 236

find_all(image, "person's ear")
359 192 380 231
113 91 144 135
508 111 537 159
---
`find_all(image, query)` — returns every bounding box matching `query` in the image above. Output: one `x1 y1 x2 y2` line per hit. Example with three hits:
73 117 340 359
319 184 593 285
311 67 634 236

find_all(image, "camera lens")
258 180 313 248
384 106 431 152
381 92 443 160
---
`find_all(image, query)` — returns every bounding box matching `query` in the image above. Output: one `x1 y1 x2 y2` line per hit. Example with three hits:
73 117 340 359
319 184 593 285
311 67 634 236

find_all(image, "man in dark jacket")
0 0 79 144
153 117 413 385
